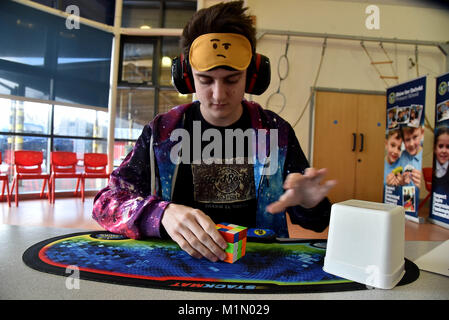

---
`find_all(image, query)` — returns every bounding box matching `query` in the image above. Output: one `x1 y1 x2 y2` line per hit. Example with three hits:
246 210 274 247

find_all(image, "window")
31 0 115 26
54 105 108 139
0 0 198 195
122 1 161 29
117 33 194 164
0 99 51 135
120 39 156 85
164 1 197 28
115 88 153 140
0 1 113 108
0 97 108 194
159 89 192 114
122 0 196 29
114 88 155 166
160 37 181 86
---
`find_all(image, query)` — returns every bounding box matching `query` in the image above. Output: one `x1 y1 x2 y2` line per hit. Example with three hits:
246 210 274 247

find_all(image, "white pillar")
107 0 123 173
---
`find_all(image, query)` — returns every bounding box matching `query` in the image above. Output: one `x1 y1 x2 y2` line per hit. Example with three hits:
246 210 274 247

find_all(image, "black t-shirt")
171 103 257 227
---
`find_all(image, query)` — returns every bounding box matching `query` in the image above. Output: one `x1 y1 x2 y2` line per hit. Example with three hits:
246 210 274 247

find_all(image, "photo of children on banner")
384 105 424 212
397 107 410 124
402 186 416 212
409 105 423 128
436 100 449 123
388 107 398 129
384 129 403 186
400 125 424 187
433 126 449 194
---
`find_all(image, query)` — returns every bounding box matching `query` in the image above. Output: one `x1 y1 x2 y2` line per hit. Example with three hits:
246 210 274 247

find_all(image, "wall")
246 0 448 167
197 0 449 180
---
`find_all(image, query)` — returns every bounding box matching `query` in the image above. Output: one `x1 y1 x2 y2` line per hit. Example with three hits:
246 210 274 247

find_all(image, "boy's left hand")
266 168 337 214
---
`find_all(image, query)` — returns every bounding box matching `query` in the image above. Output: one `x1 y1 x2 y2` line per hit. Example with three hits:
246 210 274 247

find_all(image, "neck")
410 146 422 156
200 103 243 127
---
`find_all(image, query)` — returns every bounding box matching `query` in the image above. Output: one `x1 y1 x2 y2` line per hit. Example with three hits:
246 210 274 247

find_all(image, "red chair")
418 167 433 210
11 150 51 206
80 153 110 202
0 152 11 207
50 151 84 203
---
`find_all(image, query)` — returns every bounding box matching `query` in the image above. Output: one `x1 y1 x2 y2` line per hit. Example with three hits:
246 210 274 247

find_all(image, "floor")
1 196 448 241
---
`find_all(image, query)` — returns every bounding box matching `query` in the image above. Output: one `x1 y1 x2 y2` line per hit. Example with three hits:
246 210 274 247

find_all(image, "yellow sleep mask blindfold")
189 33 252 71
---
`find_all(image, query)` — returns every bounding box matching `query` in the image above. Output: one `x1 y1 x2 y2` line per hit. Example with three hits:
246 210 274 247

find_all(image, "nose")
212 80 227 103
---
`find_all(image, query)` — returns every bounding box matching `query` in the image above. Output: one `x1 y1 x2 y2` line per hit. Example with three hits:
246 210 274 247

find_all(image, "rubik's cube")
216 223 248 263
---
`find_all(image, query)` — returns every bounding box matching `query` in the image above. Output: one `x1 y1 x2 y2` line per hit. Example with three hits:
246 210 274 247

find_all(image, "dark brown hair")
401 126 423 136
181 1 256 56
386 128 402 140
435 126 449 147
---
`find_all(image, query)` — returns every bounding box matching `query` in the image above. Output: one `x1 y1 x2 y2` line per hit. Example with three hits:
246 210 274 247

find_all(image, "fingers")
266 189 295 214
321 179 337 193
170 230 202 260
283 168 328 189
266 202 282 214
162 204 226 262
412 169 422 180
185 213 227 261
196 216 228 250
283 172 305 189
411 170 422 186
268 168 336 212
386 173 395 185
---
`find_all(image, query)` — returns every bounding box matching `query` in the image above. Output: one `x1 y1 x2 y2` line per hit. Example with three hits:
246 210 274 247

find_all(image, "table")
1 224 448 300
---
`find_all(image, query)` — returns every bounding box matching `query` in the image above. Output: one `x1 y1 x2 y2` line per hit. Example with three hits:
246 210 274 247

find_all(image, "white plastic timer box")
323 199 405 289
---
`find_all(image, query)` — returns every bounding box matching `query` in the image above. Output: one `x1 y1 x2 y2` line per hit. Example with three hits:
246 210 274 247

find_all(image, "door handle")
352 133 356 152
359 133 364 152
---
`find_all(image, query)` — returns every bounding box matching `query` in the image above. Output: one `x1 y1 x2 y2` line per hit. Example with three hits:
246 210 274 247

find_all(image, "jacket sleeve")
284 124 332 233
92 124 170 239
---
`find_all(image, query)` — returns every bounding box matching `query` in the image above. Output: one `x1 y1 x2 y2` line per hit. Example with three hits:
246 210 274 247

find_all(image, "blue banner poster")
429 72 449 228
383 76 426 221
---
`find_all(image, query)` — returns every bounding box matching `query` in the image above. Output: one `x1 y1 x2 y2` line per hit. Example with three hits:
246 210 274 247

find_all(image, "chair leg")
81 177 85 202
75 177 80 196
6 179 10 207
10 178 15 197
46 178 51 203
50 178 53 203
14 177 19 207
51 176 55 204
40 179 45 198
1 180 4 201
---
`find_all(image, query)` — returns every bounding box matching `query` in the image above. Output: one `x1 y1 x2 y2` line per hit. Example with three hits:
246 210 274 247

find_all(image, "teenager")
93 1 336 262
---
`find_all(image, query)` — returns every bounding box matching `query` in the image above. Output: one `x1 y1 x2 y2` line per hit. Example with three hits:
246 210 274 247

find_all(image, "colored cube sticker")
216 223 247 263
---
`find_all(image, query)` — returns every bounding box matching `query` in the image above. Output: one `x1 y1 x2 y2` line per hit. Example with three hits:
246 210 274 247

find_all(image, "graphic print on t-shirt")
192 158 255 204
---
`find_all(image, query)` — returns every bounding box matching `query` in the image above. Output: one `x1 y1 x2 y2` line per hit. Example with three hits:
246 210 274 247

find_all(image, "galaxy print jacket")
92 100 331 239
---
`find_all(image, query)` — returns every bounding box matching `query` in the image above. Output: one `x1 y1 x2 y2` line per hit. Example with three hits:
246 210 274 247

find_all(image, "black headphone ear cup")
245 53 271 95
171 55 195 94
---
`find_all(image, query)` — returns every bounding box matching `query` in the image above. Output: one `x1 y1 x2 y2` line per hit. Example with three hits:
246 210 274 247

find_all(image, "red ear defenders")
171 53 271 95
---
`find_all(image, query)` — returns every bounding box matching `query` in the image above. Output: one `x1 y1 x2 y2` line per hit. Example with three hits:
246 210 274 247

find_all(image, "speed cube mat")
22 231 419 293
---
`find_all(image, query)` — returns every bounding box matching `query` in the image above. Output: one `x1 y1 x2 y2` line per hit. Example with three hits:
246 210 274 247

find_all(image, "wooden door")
313 90 385 203
354 94 386 202
313 91 358 203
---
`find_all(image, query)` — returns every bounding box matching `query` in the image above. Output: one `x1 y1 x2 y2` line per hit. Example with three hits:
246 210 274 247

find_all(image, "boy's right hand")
386 172 402 186
161 203 228 262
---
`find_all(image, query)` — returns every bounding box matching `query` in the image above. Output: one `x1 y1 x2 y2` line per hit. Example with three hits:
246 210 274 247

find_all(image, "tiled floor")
1 196 449 241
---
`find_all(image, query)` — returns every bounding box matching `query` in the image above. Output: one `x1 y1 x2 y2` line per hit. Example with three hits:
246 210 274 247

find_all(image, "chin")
213 108 232 117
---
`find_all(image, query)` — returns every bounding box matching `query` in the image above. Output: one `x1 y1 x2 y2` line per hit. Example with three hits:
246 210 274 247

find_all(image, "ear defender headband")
171 33 270 95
